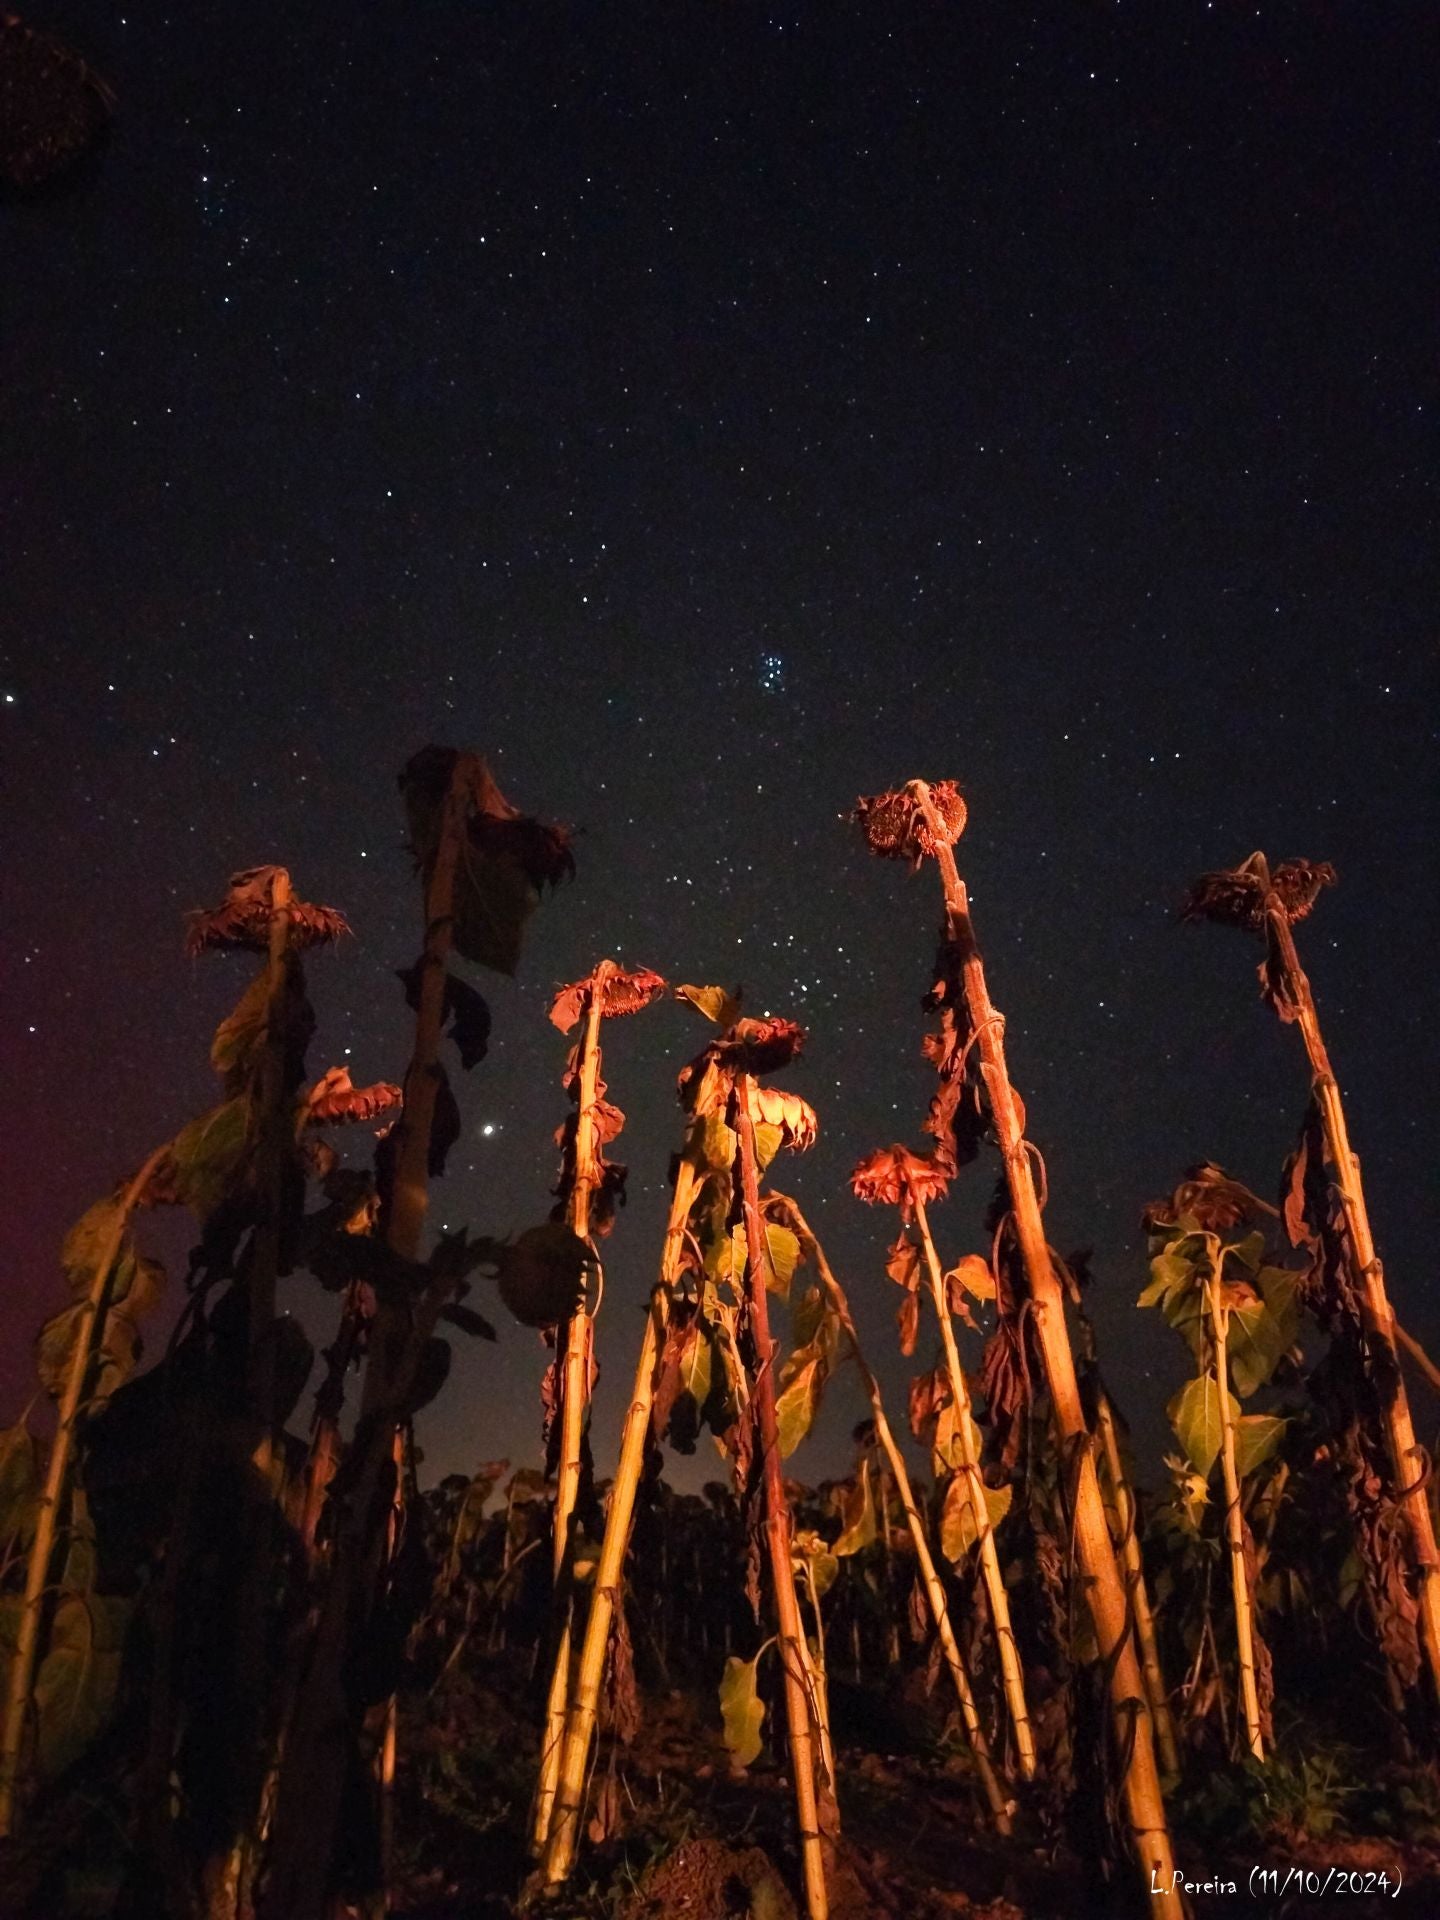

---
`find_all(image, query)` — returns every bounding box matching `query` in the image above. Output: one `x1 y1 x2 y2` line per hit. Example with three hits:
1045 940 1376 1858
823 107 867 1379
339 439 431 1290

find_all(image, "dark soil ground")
391 1661 1440 1920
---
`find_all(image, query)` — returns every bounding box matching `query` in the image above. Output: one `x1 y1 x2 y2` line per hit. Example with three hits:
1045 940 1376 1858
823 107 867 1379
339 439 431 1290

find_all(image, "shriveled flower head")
1182 852 1336 932
1143 1162 1269 1235
850 1143 950 1208
713 1015 806 1075
550 963 668 1033
186 866 349 956
301 1067 403 1128
854 780 967 867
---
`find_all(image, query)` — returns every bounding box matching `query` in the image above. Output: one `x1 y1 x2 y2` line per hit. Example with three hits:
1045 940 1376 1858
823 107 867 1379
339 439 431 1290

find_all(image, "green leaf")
776 1353 824 1458
1227 1230 1265 1273
832 1461 877 1558
1256 1265 1303 1348
0 1423 38 1553
1138 1248 1195 1309
210 969 271 1087
686 1112 738 1174
60 1197 133 1300
763 1224 800 1299
791 1282 826 1352
719 1651 766 1770
30 1592 131 1782
930 1397 984 1474
1233 1413 1288 1479
753 1122 784 1171
1167 1373 1238 1480
676 983 742 1028
169 1099 250 1222
940 1474 1013 1561
1227 1297 1288 1398
679 1318 713 1407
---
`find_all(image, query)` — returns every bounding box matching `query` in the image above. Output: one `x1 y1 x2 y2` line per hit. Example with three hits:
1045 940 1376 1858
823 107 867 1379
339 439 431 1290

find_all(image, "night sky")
4 4 1436 1490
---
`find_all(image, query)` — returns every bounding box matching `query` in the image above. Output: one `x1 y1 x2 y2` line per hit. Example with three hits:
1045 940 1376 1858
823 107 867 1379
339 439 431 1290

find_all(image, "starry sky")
3 3 1437 1490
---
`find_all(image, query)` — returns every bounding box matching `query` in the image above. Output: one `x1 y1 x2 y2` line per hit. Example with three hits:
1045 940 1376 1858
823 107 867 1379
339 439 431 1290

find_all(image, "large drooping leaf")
1227 1295 1289 1398
719 1651 767 1770
0 1422 38 1553
399 748 574 977
675 983 743 1028
1233 1413 1288 1479
396 961 493 1070
940 1474 1013 1562
210 971 272 1087
27 1591 131 1781
832 1461 877 1558
762 1223 800 1299
1256 1264 1303 1349
686 1112 739 1175
775 1352 824 1458
43 1198 167 1408
1167 1373 1238 1480
168 1099 250 1222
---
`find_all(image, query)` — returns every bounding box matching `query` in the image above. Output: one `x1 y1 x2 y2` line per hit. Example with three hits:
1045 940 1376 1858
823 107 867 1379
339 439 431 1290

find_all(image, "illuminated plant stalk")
542 1145 703 1882
911 1190 1035 1780
769 1196 1011 1832
1203 1244 1264 1761
534 960 613 1851
856 779 1181 1916
0 1144 168 1837
1093 1391 1179 1778
1185 851 1440 1704
735 1073 829 1920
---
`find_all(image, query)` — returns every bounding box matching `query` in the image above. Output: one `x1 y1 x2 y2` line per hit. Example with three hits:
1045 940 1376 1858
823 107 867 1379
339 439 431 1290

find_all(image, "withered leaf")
396 961 491 1069
674 982 744 1028
399 748 574 977
438 1301 498 1341
897 1289 921 1357
883 1233 921 1293
428 1065 462 1176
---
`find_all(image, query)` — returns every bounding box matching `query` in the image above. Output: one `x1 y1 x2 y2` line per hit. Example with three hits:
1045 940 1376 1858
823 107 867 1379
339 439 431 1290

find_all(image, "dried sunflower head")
186 866 349 956
854 780 967 867
550 963 667 1032
1182 852 1335 931
849 1143 950 1208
